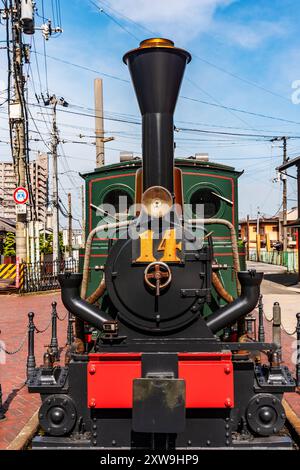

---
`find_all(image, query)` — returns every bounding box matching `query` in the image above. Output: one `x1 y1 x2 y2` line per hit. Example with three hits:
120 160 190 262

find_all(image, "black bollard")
26 312 36 380
50 301 59 361
66 311 74 346
273 302 282 362
296 312 300 388
258 294 265 342
0 383 5 420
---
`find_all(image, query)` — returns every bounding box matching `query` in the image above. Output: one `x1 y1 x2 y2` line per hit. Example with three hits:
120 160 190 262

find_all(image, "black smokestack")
123 38 191 194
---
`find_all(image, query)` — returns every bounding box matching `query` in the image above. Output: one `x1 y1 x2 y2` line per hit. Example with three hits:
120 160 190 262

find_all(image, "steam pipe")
81 220 134 299
59 273 111 330
188 218 240 294
206 270 263 333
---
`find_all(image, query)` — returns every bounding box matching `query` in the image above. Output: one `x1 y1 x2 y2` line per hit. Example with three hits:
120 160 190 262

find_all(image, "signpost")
13 186 29 205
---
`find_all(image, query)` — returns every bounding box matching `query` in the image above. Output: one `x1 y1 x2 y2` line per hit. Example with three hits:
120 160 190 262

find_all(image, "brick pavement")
0 292 68 449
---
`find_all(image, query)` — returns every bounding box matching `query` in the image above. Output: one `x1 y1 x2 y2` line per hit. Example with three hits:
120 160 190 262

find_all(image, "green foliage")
39 232 64 254
59 231 64 252
3 231 16 256
39 233 53 254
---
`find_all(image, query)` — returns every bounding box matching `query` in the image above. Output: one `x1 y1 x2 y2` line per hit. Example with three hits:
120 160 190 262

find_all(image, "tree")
39 233 53 254
3 232 16 256
39 232 64 255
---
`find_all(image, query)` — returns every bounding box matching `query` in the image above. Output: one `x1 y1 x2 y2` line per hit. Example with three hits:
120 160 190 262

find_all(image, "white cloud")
100 0 286 49
101 0 234 41
217 20 286 49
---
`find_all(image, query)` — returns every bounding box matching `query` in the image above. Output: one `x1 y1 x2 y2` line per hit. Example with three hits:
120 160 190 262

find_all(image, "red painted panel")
87 352 234 409
87 359 141 408
178 353 234 408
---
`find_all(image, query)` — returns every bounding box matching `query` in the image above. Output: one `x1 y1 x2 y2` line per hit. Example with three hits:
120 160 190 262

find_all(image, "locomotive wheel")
39 394 77 436
246 393 285 437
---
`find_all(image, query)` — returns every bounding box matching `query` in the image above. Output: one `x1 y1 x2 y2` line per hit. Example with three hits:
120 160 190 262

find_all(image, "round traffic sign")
13 187 29 204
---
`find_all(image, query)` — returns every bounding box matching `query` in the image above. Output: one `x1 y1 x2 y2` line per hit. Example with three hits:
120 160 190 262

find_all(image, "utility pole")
50 97 60 265
43 95 68 264
3 2 62 264
282 137 288 252
81 185 85 245
8 1 29 262
256 207 260 234
94 78 114 167
246 214 250 260
95 78 104 167
271 136 288 251
256 207 261 262
68 193 72 257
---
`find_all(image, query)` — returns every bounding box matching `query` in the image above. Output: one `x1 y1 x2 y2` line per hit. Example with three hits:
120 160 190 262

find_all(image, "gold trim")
139 38 174 49
123 37 191 64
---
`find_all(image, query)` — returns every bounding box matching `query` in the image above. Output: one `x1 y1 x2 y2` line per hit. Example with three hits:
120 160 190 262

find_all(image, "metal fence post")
26 312 36 380
258 294 265 342
50 301 59 361
296 312 300 387
273 302 282 361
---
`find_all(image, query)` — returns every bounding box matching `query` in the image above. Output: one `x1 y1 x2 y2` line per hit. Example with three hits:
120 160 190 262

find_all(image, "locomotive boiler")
28 38 296 449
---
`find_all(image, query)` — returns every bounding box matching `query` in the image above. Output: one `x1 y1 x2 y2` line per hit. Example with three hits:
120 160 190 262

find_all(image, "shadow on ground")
263 272 298 286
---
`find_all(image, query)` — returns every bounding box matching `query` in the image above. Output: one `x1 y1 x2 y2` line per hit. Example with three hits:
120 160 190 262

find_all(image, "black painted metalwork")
66 312 74 346
50 301 59 361
123 39 191 193
258 294 265 342
58 273 111 329
21 259 79 293
38 394 77 436
272 302 282 361
26 312 36 380
206 270 263 333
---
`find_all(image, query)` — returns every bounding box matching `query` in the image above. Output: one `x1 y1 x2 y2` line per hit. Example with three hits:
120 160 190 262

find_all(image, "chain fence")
0 331 27 355
34 317 52 334
257 298 297 336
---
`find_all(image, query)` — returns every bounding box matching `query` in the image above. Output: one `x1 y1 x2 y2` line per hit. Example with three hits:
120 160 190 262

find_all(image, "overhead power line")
31 51 130 83
89 0 291 105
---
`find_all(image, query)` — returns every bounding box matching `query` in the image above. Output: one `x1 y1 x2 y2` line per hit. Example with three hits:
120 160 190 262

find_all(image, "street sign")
13 187 29 204
15 204 27 215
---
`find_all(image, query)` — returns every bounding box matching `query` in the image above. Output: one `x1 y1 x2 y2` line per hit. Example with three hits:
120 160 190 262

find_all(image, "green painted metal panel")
80 159 244 307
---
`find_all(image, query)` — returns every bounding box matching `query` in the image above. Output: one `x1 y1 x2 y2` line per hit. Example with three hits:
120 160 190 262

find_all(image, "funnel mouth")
123 37 191 64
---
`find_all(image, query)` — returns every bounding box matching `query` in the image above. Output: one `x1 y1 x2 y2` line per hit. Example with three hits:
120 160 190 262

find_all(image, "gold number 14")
136 229 182 263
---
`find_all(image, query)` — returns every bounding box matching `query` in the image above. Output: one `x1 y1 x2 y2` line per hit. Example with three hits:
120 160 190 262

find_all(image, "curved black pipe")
206 270 263 333
58 273 111 330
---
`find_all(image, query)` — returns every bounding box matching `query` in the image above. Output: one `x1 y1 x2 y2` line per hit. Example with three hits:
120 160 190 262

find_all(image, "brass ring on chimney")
123 38 191 64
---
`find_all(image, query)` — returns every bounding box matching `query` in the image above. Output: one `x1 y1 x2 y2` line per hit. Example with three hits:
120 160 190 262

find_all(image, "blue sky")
2 0 300 225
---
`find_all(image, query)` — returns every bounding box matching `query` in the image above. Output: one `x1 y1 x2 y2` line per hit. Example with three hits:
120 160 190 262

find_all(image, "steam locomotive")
28 38 296 449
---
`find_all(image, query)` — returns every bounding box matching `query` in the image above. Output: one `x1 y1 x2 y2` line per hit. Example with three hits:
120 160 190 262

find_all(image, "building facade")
0 152 49 223
239 208 298 250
